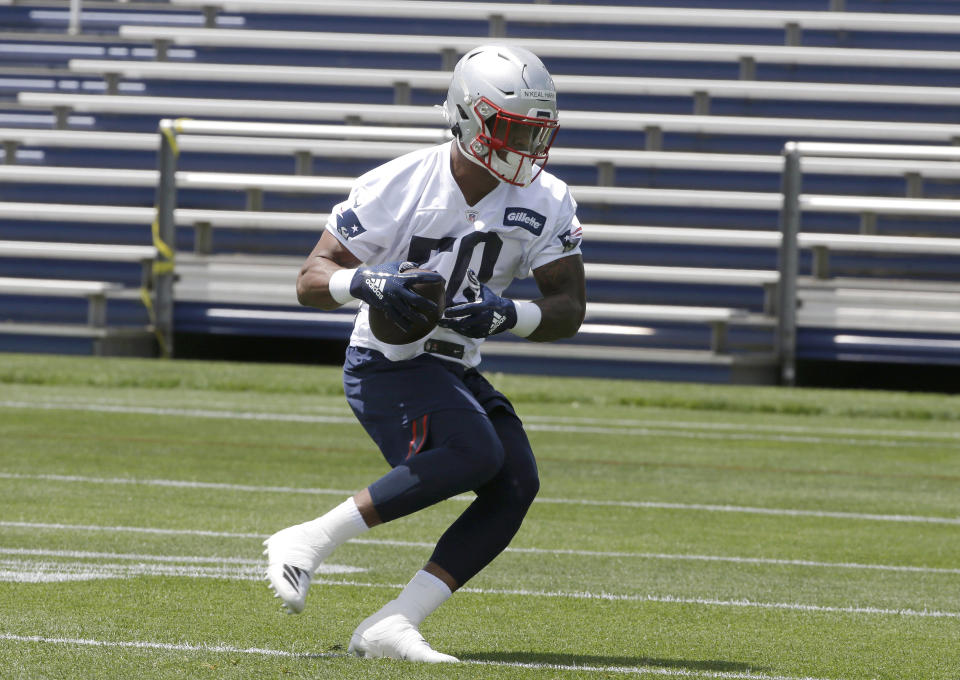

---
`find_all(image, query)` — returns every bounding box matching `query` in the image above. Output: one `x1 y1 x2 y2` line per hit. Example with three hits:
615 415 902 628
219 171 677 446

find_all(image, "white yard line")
453 586 960 619
0 632 845 679
3 472 959 526
0 558 261 582
357 539 960 576
0 400 355 425
0 633 326 658
0 393 350 416
0 556 363 583
525 423 931 448
0 472 355 497
0 399 953 448
530 498 960 526
0 546 265 564
4 541 958 576
525 414 960 442
0 520 263 538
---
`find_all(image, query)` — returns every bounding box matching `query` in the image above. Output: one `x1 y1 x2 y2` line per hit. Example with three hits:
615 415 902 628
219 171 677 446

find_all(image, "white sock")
299 497 369 555
390 570 452 628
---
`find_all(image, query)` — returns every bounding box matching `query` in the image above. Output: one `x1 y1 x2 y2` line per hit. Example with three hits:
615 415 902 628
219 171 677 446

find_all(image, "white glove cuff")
328 267 358 305
511 300 542 338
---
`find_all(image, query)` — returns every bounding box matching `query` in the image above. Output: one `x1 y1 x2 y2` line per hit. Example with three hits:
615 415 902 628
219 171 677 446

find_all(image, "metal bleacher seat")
61 59 960 120
117 26 960 86
11 126 960 197
0 241 158 356
19 91 960 156
168 1 960 48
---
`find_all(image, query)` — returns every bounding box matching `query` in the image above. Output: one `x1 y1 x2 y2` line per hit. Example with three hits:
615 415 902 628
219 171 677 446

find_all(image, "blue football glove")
438 269 517 338
350 261 444 332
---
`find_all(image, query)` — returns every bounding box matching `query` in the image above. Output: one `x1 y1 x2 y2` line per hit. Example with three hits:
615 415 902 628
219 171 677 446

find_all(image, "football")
368 268 446 344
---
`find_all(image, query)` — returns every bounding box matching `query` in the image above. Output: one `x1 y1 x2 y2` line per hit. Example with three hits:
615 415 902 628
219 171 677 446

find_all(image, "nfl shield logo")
465 210 479 223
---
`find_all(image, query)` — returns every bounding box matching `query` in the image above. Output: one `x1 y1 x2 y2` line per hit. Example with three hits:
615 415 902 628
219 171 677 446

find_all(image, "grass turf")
1 352 959 679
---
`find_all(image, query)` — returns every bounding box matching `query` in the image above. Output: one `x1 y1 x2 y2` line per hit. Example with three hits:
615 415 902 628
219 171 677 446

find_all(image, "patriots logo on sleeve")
558 224 582 252
335 208 366 239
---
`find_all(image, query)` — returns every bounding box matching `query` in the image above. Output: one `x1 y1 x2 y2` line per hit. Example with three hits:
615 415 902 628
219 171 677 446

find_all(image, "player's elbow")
557 296 585 339
561 312 584 339
295 274 311 307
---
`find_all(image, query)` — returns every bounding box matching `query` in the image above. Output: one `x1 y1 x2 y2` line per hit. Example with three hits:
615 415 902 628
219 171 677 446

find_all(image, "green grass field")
1 353 959 680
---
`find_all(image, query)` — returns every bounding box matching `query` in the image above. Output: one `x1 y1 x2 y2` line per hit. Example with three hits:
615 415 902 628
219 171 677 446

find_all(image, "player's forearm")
524 254 586 342
296 258 349 310
525 294 584 342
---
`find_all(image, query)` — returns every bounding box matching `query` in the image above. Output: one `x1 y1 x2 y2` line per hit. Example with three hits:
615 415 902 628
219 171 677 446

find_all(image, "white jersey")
325 141 583 366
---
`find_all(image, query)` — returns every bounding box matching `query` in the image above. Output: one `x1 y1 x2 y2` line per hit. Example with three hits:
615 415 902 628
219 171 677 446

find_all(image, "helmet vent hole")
456 105 468 120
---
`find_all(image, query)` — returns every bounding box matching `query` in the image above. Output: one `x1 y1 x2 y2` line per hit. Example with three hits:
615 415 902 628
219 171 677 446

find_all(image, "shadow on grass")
461 651 764 674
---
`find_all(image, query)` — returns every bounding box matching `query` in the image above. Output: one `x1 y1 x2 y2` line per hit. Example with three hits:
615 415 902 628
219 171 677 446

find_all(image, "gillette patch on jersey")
336 208 366 240
503 207 547 236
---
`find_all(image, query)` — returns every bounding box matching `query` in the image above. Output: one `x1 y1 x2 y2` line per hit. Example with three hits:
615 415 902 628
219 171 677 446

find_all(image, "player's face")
486 114 551 160
471 98 558 186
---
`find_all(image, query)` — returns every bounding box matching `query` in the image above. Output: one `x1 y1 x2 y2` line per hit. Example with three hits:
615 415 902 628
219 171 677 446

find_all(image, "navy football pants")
343 346 540 585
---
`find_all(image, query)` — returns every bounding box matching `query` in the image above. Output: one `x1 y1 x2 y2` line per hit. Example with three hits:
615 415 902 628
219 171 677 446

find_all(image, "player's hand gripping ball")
438 269 517 338
351 261 446 344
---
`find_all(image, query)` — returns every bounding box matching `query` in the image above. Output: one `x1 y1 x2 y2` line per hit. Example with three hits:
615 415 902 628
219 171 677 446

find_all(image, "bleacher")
3 0 960 384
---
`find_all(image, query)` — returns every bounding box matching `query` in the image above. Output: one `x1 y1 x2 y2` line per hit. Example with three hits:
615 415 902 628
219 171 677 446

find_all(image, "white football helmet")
443 45 559 187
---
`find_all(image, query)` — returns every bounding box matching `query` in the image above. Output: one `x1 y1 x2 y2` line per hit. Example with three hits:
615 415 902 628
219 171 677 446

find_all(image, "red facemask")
467 97 559 186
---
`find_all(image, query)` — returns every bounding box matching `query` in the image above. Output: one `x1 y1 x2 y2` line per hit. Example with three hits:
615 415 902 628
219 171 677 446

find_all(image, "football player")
265 44 585 663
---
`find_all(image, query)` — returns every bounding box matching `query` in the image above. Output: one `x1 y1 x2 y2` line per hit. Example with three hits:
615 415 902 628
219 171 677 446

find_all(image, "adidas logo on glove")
364 277 386 300
489 312 507 334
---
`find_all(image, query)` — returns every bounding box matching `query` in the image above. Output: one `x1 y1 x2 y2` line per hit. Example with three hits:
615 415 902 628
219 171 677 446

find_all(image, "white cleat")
347 608 458 663
265 561 311 614
262 524 329 614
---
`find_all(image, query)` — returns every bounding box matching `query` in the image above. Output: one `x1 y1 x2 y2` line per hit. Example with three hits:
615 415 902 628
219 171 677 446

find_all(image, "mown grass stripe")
8 394 960 442
0 632 841 679
4 473 958 526
0 400 948 448
1 550 956 620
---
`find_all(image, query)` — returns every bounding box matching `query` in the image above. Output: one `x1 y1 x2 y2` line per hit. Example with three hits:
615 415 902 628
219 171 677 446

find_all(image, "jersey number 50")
407 233 503 305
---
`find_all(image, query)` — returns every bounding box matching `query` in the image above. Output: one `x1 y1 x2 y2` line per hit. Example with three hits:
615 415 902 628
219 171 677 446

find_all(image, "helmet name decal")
519 88 555 101
504 207 547 235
